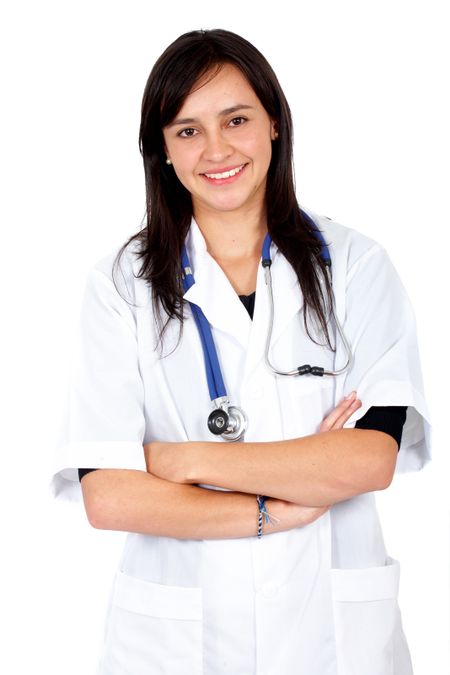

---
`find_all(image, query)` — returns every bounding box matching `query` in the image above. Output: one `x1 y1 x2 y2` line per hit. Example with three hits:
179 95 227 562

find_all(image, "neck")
193 204 267 262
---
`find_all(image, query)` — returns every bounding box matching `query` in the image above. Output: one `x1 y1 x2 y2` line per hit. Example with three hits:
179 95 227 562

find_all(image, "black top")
78 291 407 482
239 291 256 319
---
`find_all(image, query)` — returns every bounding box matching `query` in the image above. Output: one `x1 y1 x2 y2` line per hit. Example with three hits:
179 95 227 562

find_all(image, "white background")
1 1 449 673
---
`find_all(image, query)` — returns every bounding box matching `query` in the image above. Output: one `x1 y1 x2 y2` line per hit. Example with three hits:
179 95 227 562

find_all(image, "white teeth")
204 164 245 179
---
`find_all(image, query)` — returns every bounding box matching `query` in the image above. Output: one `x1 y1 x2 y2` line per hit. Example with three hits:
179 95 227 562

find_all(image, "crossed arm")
81 393 397 538
144 392 398 506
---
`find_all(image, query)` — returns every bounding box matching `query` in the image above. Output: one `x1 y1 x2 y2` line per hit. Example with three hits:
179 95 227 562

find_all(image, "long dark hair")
114 28 334 352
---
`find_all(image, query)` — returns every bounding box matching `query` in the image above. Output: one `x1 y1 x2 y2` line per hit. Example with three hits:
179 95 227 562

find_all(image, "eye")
229 116 247 127
177 128 198 138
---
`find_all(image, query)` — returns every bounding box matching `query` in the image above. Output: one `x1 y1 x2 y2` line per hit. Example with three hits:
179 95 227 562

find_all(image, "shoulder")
92 237 141 283
302 206 392 279
302 209 412 322
87 238 145 307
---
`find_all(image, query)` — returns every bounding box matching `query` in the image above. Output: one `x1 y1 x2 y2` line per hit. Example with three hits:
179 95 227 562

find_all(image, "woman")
51 29 431 674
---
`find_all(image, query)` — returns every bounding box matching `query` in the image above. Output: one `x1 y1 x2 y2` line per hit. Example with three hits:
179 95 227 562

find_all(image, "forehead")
176 63 261 114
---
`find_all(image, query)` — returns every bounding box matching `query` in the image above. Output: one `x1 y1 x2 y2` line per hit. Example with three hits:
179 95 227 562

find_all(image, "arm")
80 469 327 539
146 429 397 507
145 393 394 507
80 396 358 536
189 428 397 506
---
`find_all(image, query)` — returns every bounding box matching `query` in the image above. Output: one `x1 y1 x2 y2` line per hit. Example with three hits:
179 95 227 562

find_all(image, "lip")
201 163 247 175
200 163 248 185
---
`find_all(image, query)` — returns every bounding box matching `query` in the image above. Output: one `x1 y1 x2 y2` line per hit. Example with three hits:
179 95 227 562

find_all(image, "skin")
81 64 398 537
143 393 398 509
162 63 277 295
82 395 370 538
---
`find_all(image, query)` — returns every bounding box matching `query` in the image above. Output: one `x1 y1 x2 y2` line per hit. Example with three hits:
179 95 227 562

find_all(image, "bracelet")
256 495 281 538
256 495 268 539
257 495 265 538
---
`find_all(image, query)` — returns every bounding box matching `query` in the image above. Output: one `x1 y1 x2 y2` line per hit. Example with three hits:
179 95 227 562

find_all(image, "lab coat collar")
182 218 304 371
182 218 252 350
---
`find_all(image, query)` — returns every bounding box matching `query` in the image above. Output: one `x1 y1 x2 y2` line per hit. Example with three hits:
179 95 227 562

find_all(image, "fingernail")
344 391 356 400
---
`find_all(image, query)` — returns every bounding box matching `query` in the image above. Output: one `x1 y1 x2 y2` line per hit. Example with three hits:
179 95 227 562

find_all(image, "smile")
201 163 248 184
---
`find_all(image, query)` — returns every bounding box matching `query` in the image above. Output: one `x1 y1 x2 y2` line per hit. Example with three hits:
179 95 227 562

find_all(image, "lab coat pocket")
100 571 203 675
279 375 335 437
331 557 404 675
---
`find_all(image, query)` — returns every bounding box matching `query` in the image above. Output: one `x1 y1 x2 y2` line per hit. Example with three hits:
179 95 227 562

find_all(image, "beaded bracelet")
256 495 280 538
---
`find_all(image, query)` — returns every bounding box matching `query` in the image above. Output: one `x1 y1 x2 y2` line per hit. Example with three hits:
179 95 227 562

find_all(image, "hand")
262 498 329 534
144 441 195 484
318 391 362 432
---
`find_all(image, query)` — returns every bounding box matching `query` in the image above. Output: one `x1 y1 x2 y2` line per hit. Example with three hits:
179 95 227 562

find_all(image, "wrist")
184 441 208 484
256 496 281 537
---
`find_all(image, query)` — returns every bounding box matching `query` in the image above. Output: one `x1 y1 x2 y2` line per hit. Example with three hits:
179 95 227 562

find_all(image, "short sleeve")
336 244 431 473
49 263 146 502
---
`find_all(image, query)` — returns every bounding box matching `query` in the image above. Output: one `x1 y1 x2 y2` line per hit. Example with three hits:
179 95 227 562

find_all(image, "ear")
270 120 279 141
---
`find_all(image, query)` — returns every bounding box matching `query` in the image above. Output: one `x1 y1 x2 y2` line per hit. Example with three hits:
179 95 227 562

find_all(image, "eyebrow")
166 104 255 128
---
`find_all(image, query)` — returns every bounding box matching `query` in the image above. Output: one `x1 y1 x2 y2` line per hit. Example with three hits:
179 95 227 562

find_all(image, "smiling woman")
162 66 276 218
51 28 431 675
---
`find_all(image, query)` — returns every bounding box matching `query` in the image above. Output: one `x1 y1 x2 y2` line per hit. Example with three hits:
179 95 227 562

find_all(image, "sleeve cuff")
49 441 147 503
343 379 432 474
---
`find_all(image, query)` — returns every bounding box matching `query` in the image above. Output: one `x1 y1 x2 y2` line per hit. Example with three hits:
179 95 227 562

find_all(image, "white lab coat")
51 209 431 675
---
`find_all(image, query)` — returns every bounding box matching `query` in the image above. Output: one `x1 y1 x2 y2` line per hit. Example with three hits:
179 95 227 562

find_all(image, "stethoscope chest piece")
207 400 248 441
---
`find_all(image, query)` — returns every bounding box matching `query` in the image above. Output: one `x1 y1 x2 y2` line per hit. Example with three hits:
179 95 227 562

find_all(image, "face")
162 63 277 220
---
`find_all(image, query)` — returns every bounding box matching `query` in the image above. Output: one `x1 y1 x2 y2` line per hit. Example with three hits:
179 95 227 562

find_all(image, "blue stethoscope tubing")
181 213 353 440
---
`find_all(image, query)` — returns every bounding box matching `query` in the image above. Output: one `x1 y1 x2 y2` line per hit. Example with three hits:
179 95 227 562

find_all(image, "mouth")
200 163 248 185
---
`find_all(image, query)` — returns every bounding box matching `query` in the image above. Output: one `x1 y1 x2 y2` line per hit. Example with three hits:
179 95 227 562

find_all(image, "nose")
202 129 233 162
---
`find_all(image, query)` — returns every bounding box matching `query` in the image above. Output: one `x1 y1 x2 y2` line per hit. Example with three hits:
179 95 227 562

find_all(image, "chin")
210 202 251 214
207 191 258 212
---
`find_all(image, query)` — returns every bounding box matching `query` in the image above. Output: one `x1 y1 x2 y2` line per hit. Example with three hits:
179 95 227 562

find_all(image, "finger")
321 392 357 429
319 392 359 432
329 399 362 430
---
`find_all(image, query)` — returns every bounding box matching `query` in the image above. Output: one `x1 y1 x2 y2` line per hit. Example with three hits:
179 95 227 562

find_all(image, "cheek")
170 147 199 179
242 131 272 163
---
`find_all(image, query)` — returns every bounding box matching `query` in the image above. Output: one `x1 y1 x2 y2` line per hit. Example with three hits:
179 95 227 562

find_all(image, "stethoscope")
181 214 353 441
